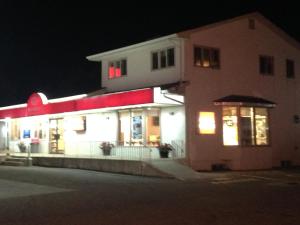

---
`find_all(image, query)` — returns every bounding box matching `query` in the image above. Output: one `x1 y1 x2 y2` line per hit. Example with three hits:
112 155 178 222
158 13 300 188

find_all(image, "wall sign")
132 116 142 139
23 129 31 138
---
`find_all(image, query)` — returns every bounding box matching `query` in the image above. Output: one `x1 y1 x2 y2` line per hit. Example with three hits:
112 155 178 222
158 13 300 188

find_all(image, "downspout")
162 93 184 104
180 36 191 168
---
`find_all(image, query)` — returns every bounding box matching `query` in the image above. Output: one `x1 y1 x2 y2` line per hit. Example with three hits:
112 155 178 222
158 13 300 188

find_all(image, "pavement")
0 166 300 225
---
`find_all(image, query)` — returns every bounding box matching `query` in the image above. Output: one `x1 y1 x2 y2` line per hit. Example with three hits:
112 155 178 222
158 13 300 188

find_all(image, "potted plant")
157 143 173 158
17 141 27 153
99 142 114 156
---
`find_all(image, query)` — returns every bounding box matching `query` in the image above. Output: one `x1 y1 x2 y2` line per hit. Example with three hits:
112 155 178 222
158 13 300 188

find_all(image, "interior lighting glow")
199 112 216 134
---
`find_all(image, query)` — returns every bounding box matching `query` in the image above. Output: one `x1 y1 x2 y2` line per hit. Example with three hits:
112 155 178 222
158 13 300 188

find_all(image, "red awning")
0 88 154 119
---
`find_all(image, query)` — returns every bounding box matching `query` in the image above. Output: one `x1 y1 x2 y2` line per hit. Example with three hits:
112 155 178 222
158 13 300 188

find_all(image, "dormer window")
108 59 127 79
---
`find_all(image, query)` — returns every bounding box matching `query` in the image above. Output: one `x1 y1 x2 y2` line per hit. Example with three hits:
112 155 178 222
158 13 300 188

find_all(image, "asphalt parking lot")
0 166 300 225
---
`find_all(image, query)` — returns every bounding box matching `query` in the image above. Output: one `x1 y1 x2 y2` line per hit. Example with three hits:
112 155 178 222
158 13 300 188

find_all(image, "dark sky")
0 1 299 106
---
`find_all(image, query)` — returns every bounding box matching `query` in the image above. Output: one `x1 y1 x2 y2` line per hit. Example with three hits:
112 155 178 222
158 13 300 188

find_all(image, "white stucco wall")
160 106 185 147
94 37 184 92
64 111 118 156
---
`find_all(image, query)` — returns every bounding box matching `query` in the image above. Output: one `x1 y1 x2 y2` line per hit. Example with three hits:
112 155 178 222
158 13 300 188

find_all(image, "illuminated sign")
67 116 86 131
23 129 31 138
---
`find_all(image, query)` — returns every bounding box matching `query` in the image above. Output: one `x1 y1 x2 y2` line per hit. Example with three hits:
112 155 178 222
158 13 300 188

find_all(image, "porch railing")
6 140 185 161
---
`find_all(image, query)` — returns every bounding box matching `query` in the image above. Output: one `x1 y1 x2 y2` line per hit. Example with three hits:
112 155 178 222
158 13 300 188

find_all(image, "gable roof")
178 12 300 50
86 12 300 61
86 34 179 61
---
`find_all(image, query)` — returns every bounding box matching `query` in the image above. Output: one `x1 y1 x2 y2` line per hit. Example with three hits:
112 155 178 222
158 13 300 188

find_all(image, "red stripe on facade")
0 107 27 119
0 88 154 119
76 89 154 111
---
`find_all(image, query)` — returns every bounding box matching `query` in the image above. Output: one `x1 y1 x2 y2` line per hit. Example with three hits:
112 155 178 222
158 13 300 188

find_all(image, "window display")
132 116 142 140
222 106 269 146
255 108 269 145
222 107 238 146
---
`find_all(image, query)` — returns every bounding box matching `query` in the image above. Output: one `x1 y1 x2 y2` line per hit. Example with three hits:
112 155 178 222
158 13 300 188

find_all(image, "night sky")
1 1 299 106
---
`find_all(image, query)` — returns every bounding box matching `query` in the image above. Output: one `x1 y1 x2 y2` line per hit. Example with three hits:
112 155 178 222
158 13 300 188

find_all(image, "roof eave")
86 34 179 61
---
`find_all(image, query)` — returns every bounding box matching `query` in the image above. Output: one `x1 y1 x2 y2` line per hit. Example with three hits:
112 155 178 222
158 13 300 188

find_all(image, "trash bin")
30 143 39 153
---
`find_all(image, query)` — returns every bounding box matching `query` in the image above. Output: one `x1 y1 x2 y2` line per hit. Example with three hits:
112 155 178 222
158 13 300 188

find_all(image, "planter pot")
159 151 169 158
102 148 111 156
19 146 26 153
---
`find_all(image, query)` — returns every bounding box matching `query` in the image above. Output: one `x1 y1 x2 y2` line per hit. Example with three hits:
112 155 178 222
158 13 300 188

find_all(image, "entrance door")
131 110 143 146
146 109 160 146
49 118 64 153
118 109 144 146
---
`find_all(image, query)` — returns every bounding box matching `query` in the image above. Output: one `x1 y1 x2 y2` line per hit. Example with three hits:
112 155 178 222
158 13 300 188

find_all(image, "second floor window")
194 46 220 69
286 59 295 78
108 59 127 79
152 48 175 70
259 55 274 75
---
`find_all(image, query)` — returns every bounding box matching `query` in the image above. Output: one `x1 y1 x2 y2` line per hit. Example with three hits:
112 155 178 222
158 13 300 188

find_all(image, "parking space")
0 166 300 225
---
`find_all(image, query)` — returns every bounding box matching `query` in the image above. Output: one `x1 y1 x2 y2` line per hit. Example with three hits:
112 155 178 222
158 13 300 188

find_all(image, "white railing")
8 140 185 161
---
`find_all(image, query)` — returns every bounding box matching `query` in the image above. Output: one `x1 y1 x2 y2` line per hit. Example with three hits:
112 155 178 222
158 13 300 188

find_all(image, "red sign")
27 93 49 116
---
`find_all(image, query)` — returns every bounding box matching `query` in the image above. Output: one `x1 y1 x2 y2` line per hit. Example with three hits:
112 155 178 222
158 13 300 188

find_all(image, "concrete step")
2 161 25 166
1 156 31 167
5 157 28 162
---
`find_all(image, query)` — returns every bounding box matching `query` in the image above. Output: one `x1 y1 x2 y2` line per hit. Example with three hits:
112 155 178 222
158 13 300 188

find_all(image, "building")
1 12 300 171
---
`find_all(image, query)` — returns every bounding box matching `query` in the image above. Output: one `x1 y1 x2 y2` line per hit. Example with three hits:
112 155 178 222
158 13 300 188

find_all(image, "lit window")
222 106 270 146
115 61 121 77
108 59 127 79
194 46 220 69
222 107 238 146
199 112 216 134
255 108 269 145
10 119 21 140
109 63 115 79
152 47 175 70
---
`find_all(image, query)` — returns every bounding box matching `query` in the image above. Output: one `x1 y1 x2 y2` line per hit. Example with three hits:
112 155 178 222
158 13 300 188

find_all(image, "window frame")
108 58 127 79
151 47 175 71
259 55 274 76
193 45 220 69
286 59 295 79
248 18 256 30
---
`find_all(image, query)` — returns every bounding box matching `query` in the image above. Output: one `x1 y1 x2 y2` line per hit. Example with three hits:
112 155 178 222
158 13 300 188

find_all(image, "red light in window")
109 66 115 78
115 68 121 77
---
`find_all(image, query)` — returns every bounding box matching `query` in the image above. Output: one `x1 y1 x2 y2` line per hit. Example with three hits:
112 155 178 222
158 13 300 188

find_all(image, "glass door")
146 109 160 146
131 110 143 146
118 109 145 146
119 110 131 146
49 118 65 153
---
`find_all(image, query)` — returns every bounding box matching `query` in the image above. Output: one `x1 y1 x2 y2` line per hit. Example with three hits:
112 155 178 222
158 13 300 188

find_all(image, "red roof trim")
0 88 153 119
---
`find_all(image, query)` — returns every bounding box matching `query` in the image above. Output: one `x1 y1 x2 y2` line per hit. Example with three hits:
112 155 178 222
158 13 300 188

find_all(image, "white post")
25 138 32 166
4 117 10 152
